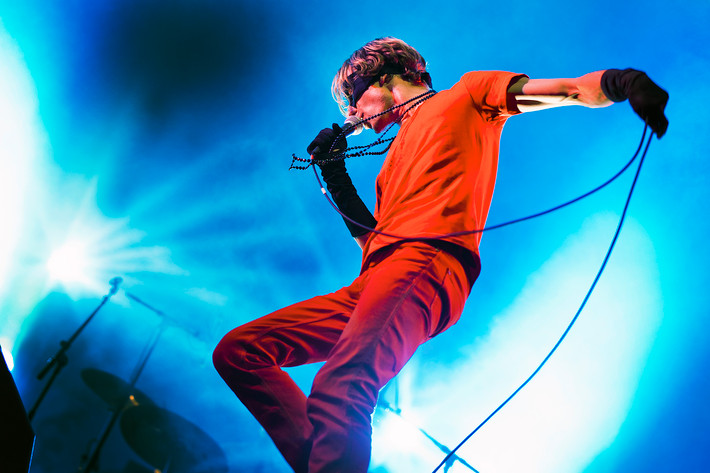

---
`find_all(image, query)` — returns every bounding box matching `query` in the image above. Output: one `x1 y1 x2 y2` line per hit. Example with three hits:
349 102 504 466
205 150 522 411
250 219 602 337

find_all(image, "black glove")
600 68 669 138
307 123 349 158
306 124 377 238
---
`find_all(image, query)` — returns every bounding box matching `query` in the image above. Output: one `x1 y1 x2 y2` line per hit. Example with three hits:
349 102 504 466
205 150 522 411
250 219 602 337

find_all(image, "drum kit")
28 281 229 472
79 368 228 473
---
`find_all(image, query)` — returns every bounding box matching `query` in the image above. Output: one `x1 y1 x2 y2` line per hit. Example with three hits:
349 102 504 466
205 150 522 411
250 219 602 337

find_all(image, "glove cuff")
338 198 378 237
319 165 377 237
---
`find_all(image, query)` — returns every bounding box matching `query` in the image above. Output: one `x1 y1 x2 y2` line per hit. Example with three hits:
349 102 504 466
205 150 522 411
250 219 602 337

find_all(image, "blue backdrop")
1 1 707 472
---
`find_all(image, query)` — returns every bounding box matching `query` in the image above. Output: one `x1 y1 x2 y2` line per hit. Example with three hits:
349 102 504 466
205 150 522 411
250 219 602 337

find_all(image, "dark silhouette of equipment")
0 348 35 473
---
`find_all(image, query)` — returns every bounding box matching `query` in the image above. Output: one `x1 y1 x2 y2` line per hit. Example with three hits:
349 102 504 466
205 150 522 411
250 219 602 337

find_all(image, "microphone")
109 277 123 296
343 115 364 136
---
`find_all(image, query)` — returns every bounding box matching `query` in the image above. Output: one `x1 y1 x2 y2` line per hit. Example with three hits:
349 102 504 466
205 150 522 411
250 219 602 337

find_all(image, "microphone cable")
313 124 649 240
430 125 653 473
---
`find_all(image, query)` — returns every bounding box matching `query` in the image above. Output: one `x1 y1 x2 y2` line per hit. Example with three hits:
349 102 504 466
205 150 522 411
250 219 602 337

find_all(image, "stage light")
375 410 424 453
22 170 187 300
47 240 92 286
371 404 455 473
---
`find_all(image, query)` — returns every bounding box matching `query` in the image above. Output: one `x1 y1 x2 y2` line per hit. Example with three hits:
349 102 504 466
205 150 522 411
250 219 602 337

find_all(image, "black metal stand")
77 290 168 473
28 279 121 421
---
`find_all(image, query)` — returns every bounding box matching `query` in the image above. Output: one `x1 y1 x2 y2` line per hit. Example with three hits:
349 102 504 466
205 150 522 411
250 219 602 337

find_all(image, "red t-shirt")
362 71 526 267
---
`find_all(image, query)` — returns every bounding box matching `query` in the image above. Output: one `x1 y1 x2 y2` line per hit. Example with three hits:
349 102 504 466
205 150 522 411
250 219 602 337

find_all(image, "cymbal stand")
28 279 121 421
77 291 168 473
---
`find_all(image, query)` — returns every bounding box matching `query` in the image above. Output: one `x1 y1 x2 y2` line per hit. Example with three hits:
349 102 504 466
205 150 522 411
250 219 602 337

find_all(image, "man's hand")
601 69 669 138
307 123 347 161
306 123 349 194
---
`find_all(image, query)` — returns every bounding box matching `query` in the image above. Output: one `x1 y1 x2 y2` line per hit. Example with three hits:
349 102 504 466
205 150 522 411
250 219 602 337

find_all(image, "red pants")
212 241 475 473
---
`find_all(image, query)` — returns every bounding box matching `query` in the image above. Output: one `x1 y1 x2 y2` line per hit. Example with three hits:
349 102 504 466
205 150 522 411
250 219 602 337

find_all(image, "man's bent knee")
212 329 265 379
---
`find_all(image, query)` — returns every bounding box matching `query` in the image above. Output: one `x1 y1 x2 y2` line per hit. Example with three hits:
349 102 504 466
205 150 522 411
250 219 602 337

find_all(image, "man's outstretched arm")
508 69 669 137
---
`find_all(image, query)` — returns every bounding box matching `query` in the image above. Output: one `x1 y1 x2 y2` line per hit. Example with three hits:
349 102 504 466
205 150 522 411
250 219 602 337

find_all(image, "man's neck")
392 81 432 124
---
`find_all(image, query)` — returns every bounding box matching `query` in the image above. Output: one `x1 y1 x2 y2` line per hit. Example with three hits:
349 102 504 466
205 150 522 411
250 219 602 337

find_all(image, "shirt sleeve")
462 71 528 121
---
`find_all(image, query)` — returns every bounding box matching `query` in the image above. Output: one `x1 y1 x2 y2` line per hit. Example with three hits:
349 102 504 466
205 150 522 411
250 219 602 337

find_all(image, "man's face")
348 82 395 134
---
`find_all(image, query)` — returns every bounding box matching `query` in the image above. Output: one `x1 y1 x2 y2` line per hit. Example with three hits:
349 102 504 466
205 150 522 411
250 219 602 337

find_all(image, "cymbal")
80 368 154 409
120 405 228 473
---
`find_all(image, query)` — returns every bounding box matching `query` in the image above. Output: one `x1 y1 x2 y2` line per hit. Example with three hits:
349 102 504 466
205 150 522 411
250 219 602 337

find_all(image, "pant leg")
212 283 364 473
306 242 472 473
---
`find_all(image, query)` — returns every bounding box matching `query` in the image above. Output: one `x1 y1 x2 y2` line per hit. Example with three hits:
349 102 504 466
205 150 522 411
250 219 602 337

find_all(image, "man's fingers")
654 116 668 138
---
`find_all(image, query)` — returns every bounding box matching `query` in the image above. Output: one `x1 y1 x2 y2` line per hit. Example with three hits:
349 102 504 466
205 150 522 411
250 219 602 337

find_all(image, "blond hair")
331 37 429 116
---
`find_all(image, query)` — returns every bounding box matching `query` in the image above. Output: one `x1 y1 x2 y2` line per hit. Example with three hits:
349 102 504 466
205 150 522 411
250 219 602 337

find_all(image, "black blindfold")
347 64 432 107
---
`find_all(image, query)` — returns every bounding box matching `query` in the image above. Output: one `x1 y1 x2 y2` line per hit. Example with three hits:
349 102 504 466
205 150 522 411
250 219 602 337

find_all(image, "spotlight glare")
371 407 446 472
377 412 422 453
47 241 91 285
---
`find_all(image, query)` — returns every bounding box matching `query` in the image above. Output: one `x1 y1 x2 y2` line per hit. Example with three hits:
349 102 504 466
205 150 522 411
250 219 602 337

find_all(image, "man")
213 37 668 473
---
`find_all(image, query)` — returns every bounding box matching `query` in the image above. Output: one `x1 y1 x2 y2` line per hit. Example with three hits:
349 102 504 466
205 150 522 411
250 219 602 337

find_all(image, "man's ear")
380 74 401 93
380 74 399 88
